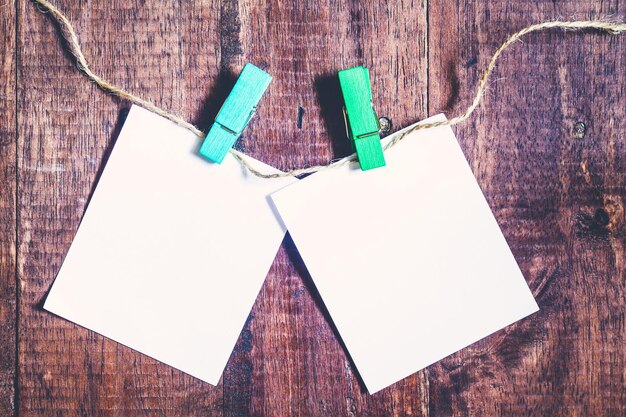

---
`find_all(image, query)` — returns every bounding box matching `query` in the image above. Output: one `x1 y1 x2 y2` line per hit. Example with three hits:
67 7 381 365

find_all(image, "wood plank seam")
13 0 19 411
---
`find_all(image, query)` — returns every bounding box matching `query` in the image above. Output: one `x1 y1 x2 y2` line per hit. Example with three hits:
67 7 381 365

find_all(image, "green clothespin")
338 66 386 171
199 63 272 163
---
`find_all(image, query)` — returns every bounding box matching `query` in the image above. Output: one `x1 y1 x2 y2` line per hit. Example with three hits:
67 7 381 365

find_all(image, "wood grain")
222 1 427 416
0 0 16 415
17 1 223 415
1 0 624 415
428 1 626 416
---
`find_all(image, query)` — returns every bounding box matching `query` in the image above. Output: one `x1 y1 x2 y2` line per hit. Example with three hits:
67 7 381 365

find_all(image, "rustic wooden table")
1 0 625 416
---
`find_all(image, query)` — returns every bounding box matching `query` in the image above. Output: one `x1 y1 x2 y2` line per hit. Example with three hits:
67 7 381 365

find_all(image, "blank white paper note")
271 115 539 394
44 105 296 385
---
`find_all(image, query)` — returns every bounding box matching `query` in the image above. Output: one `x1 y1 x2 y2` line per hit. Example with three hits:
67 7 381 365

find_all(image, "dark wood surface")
0 0 17 414
1 0 624 415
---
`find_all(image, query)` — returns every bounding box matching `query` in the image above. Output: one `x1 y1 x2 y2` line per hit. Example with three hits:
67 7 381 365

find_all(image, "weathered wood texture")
17 1 223 416
428 1 626 416
0 0 621 415
0 0 16 415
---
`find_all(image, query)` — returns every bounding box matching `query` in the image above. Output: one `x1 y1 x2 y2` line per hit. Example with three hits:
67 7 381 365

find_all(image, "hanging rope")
32 0 626 178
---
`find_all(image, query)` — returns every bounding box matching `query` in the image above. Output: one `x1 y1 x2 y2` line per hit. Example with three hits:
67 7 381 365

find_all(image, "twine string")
32 0 626 178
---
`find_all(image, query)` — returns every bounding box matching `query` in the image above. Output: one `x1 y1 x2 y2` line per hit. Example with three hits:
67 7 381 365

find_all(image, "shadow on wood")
194 69 238 136
314 73 355 159
283 232 369 394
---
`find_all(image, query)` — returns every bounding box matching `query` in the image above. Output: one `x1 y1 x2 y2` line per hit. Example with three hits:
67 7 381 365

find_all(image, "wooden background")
1 0 625 415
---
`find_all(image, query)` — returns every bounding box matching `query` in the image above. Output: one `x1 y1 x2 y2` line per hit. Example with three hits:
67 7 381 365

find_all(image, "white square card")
271 115 539 393
44 105 296 384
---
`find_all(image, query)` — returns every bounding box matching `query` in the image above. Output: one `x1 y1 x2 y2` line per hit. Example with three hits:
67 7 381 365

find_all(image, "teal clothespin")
338 66 385 171
199 63 272 163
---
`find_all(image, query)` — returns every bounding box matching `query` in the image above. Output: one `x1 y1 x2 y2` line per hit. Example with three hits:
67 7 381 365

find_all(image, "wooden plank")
222 0 428 416
428 1 626 416
17 0 626 415
0 0 17 415
17 1 224 415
